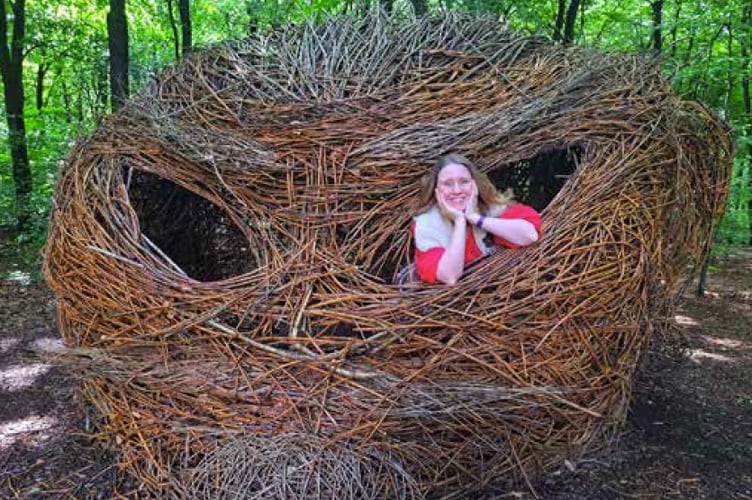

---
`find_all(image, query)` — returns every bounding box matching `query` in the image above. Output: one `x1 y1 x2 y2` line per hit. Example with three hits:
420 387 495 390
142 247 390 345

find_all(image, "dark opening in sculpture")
128 170 256 281
490 146 580 212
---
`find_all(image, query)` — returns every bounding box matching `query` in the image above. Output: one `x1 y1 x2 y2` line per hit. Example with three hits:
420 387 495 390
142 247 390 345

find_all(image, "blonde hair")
417 154 513 214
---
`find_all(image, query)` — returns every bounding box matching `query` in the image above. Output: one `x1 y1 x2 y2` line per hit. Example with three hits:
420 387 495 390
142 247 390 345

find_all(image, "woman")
412 154 541 285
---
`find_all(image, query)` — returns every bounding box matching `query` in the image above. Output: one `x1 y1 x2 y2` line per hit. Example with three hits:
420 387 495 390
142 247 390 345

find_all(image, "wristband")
476 215 486 229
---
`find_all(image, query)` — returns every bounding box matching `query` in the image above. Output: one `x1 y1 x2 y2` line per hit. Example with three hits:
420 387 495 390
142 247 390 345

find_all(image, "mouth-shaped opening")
126 170 257 282
488 145 581 211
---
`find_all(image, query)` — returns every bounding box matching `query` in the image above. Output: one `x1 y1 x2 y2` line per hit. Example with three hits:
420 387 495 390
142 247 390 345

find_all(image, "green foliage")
0 107 73 274
715 128 751 249
737 396 752 408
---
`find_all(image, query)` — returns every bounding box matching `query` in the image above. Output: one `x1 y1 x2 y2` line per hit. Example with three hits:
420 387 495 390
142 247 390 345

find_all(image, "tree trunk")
178 0 191 56
579 0 586 43
651 0 664 56
0 0 32 230
743 1 752 115
244 2 259 34
742 23 751 120
743 1 752 243
35 64 46 111
676 34 694 93
727 21 734 109
697 253 710 297
76 80 84 123
553 0 566 41
744 65 751 115
410 0 427 15
61 80 72 123
96 60 109 116
669 0 683 58
691 23 727 98
108 0 129 111
380 0 394 14
563 0 581 45
166 0 180 60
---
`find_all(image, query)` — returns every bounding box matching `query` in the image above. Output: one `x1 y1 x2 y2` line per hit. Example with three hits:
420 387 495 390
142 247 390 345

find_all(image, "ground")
0 248 750 499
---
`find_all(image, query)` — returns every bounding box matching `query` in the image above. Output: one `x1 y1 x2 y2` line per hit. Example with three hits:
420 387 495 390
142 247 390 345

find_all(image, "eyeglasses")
438 178 472 189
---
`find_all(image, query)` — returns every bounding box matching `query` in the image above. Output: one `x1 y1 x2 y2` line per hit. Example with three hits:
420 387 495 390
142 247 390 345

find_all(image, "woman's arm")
464 188 540 248
435 217 467 285
434 190 467 285
466 213 539 246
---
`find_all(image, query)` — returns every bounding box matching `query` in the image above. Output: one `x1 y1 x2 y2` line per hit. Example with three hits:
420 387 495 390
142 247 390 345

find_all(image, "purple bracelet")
476 215 486 229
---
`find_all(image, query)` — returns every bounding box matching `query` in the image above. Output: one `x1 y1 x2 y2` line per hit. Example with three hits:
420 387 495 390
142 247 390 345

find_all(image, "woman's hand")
464 182 479 219
463 182 482 226
435 188 465 222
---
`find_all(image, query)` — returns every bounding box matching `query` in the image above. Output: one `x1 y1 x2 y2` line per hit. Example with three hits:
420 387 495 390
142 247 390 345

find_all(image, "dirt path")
542 249 752 499
1 250 751 498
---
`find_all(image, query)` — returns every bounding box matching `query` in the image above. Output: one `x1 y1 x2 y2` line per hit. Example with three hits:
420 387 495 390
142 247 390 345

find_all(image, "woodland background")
0 0 750 273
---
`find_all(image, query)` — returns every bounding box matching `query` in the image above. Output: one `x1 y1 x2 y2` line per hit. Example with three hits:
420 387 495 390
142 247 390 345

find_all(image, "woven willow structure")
45 13 732 499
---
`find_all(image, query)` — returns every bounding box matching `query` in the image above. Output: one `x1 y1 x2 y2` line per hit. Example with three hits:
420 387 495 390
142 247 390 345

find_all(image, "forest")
0 0 750 270
1 2 751 498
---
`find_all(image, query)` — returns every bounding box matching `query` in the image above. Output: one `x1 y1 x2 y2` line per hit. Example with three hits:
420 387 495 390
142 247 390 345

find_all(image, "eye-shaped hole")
487 145 581 211
127 170 257 282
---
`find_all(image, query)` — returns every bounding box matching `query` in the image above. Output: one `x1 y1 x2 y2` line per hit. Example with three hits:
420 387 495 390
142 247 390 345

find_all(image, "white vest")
413 204 508 254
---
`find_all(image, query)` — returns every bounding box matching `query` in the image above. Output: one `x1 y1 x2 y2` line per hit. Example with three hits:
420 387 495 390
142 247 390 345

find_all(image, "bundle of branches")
44 12 733 499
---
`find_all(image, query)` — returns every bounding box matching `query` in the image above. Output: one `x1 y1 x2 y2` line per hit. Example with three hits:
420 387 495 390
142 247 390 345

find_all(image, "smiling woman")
412 154 542 284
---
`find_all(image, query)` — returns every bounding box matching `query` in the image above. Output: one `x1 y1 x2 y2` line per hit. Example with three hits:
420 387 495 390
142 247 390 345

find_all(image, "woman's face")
436 162 475 211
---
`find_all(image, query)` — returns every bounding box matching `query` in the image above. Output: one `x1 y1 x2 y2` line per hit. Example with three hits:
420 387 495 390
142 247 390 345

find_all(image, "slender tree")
410 0 427 15
166 0 180 59
669 0 683 58
553 0 566 41
96 58 109 116
178 0 191 56
35 63 50 111
107 0 129 111
563 0 581 45
651 0 664 55
0 0 32 230
693 22 726 99
743 1 752 116
579 0 587 43
61 80 72 123
727 16 734 109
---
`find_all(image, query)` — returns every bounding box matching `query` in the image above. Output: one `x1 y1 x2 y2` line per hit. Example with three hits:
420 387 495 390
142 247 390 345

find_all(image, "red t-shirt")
412 203 541 283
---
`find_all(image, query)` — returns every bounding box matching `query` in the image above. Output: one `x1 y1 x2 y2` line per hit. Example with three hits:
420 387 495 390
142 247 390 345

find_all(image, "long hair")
416 154 513 214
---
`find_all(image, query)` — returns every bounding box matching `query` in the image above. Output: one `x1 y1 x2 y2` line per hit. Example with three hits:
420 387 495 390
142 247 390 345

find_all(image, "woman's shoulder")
413 205 452 250
413 205 443 227
487 203 509 217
